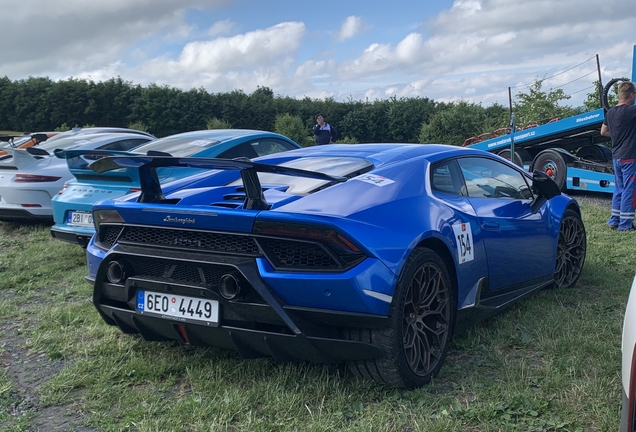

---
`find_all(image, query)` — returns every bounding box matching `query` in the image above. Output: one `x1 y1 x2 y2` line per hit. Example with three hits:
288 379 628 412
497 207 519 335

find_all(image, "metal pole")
508 87 515 163
596 54 603 110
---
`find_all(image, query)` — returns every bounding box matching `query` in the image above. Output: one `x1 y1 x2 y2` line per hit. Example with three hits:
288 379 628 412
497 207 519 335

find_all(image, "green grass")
0 199 630 431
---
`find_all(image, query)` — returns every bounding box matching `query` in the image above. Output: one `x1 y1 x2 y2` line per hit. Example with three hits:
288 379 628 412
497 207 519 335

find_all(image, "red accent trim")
175 324 190 344
622 159 636 163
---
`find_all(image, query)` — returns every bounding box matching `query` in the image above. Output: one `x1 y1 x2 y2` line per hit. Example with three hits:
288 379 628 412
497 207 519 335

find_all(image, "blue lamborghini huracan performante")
85 143 586 388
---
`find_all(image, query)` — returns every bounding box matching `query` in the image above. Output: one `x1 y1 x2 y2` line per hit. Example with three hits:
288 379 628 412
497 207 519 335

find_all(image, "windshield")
229 157 374 195
132 136 221 157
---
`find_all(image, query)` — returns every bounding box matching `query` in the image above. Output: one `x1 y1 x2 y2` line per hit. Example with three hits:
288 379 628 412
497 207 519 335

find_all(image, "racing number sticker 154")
452 222 474 264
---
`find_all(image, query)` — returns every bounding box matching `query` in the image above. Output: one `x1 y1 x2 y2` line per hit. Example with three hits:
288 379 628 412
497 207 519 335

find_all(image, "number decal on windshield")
452 222 474 264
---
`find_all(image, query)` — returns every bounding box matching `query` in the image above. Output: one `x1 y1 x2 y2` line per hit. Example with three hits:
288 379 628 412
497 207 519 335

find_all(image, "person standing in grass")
312 114 339 145
601 81 636 232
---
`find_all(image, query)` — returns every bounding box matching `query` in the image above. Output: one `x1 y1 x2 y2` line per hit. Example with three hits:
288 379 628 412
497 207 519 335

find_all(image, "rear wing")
0 133 49 147
90 156 347 210
54 149 143 170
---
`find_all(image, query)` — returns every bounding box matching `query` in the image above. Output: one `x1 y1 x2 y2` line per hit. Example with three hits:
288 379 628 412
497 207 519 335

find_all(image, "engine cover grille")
116 226 261 255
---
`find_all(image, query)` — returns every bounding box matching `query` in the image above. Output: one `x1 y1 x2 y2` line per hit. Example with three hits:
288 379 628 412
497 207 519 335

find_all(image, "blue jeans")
609 158 636 230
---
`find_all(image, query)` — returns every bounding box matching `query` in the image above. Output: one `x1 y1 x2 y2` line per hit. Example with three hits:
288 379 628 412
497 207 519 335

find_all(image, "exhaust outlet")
106 260 130 284
219 273 242 300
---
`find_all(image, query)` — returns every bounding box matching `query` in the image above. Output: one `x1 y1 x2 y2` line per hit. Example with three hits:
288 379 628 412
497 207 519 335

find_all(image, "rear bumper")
50 226 93 247
0 207 52 221
98 303 385 362
92 244 390 362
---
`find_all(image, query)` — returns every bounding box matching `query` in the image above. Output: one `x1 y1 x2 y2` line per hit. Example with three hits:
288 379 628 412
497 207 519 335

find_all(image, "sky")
3 0 636 108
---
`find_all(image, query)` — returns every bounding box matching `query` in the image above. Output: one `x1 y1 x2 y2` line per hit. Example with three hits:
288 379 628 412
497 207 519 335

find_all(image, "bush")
274 113 312 147
206 117 232 130
128 121 149 132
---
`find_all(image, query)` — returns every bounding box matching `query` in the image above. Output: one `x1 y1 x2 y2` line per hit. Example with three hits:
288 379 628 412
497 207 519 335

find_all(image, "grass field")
0 196 630 431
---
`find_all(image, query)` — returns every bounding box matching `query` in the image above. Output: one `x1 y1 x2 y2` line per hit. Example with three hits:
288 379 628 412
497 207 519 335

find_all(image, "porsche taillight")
14 174 62 183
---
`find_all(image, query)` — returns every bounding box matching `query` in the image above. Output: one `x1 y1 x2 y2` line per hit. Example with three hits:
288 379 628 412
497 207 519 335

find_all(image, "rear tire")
577 144 611 162
345 247 456 388
554 209 586 288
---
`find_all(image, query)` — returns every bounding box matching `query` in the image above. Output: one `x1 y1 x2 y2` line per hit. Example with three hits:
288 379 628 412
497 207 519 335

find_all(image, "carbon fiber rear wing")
90 156 347 210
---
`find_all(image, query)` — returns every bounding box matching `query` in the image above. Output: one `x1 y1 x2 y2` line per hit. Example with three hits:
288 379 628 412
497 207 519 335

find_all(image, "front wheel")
345 247 456 388
554 209 586 288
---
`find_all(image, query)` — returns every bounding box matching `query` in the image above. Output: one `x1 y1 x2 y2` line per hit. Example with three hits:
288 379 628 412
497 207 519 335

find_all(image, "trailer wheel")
498 148 532 167
532 149 567 191
577 144 612 163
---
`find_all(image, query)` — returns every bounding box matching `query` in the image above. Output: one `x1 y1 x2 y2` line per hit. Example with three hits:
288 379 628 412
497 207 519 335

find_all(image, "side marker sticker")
452 222 474 264
353 174 395 187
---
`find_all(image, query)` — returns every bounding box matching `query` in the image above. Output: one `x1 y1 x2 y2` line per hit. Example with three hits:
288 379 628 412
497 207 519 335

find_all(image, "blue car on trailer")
85 143 586 388
51 129 301 246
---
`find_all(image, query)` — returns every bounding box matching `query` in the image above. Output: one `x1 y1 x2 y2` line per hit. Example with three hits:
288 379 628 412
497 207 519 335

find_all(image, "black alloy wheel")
344 247 456 388
401 254 453 378
554 209 586 288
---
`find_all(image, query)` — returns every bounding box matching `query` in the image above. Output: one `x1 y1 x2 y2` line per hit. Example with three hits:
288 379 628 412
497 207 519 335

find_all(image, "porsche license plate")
68 211 93 227
136 291 219 325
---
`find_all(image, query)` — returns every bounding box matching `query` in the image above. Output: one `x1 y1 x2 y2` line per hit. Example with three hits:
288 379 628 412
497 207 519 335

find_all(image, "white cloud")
336 16 365 42
207 19 235 37
0 0 230 78
332 0 636 105
176 22 305 73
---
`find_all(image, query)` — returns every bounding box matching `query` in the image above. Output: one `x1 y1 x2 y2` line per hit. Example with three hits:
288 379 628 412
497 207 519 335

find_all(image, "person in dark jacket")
312 114 338 145
601 81 636 231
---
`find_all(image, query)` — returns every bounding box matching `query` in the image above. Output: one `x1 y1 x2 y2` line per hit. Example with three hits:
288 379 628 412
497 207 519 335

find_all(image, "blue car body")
51 129 300 246
85 143 586 388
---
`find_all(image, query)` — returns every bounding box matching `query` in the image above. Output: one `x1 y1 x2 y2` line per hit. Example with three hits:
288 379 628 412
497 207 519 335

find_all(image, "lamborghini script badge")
163 216 196 224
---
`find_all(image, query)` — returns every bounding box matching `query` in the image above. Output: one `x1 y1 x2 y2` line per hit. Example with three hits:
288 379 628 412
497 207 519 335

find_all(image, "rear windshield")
132 136 220 157
230 157 373 195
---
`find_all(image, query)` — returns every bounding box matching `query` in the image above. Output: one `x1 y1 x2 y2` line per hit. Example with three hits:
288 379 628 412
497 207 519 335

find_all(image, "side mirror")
532 170 561 200
530 170 561 213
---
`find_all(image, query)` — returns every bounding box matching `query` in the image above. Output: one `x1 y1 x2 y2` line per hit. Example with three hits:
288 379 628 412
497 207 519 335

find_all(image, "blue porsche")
51 129 301 246
84 143 586 388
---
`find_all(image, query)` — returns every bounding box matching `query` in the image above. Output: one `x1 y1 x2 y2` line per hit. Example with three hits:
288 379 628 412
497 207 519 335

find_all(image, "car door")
456 156 554 292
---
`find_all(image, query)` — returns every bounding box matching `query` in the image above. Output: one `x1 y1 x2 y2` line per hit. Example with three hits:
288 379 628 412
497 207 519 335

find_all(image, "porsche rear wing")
90 156 348 210
0 133 49 146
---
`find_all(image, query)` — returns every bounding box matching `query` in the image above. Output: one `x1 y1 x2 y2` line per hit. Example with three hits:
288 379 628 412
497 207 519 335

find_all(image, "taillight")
14 174 62 183
129 187 141 193
93 209 124 231
253 220 366 271
253 221 361 254
58 184 69 195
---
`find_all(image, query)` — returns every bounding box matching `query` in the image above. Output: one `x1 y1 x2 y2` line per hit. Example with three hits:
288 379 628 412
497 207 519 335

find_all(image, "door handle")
483 222 499 230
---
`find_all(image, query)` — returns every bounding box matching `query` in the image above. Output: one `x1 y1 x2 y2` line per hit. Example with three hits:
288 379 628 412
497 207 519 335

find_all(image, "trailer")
466 45 636 194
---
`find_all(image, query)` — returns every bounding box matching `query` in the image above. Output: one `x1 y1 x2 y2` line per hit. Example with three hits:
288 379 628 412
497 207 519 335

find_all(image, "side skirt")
455 275 553 334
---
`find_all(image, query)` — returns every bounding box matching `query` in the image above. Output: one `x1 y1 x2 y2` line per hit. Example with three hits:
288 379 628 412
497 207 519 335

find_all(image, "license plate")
68 211 93 227
136 291 219 325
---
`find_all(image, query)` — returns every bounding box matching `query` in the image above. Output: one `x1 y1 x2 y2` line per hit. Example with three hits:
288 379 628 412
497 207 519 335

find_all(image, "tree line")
0 75 605 147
